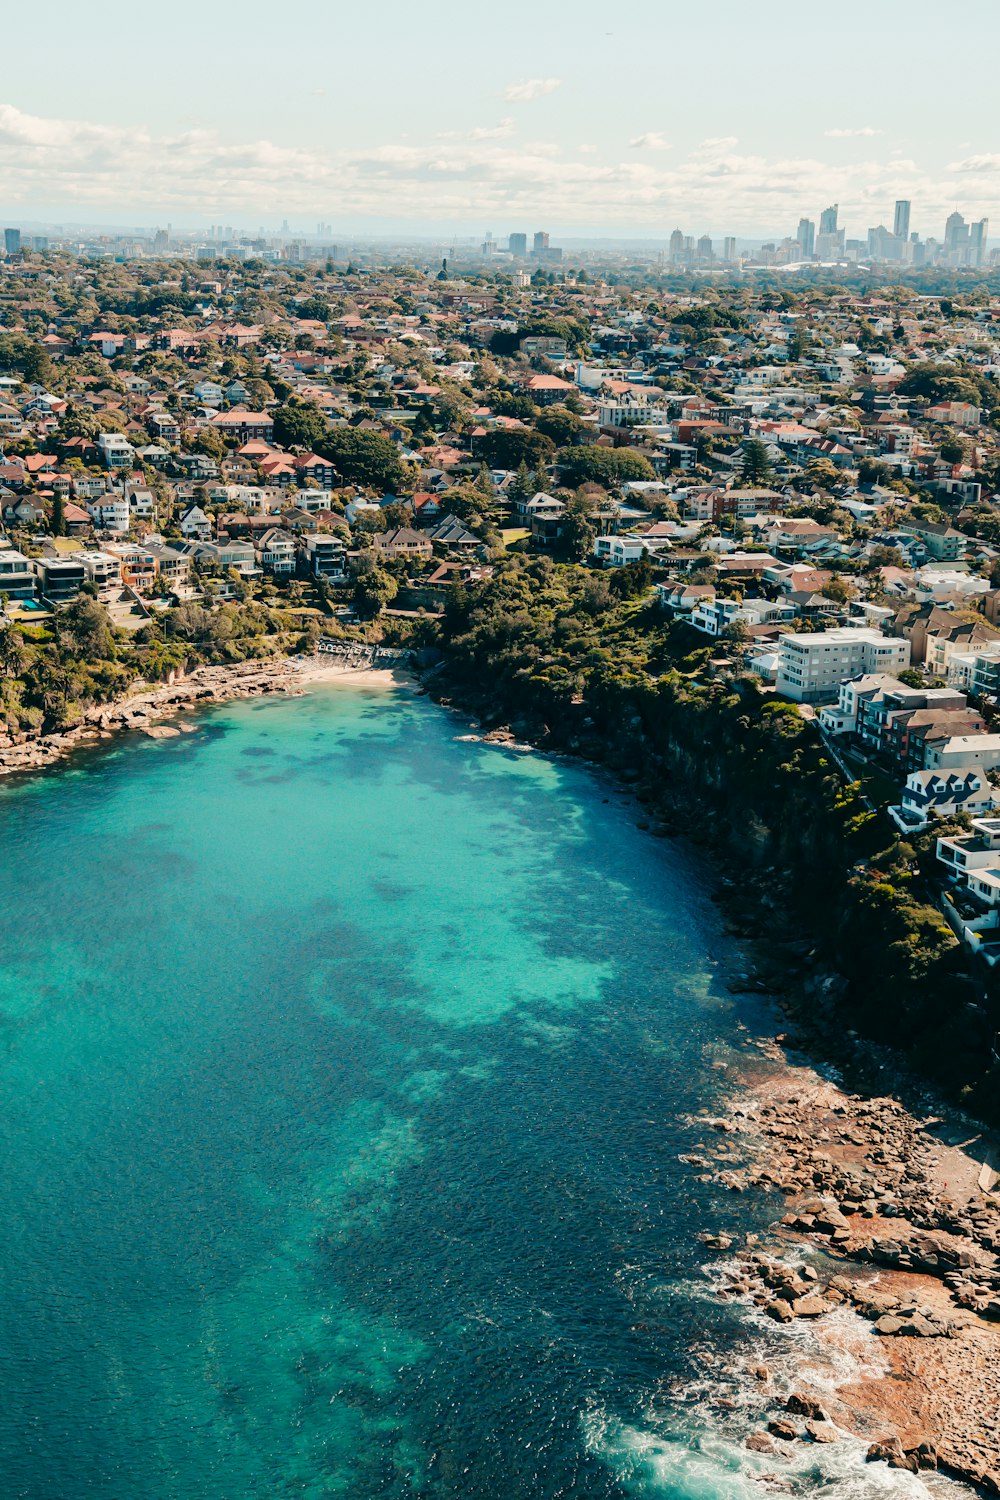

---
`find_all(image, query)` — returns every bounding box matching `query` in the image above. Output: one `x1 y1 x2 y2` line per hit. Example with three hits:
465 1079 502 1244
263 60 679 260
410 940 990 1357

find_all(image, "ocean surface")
0 680 968 1499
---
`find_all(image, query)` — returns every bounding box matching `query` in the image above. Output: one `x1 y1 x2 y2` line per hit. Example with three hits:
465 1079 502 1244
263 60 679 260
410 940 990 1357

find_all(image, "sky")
3 0 1000 241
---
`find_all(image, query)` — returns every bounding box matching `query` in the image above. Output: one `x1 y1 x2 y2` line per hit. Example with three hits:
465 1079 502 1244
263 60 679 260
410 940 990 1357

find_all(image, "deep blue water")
0 681 959 1499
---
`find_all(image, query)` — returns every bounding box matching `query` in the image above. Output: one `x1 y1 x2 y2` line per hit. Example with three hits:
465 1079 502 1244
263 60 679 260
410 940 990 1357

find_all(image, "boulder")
790 1296 828 1318
866 1436 905 1464
746 1433 775 1454
767 1420 798 1442
806 1422 838 1444
786 1394 829 1422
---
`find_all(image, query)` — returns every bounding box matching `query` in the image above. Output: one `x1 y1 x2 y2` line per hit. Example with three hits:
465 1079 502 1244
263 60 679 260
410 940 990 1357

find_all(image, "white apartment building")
776 628 911 704
96 432 135 470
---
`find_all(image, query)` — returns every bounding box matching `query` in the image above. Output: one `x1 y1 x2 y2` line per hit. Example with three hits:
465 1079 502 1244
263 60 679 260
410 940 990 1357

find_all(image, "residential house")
900 519 966 561
429 516 480 550
77 550 123 589
210 410 275 444
104 542 157 588
592 535 652 568
373 527 434 562
303 534 348 579
255 528 296 576
89 492 130 532
0 549 37 599
178 504 213 541
96 432 135 469
890 769 996 833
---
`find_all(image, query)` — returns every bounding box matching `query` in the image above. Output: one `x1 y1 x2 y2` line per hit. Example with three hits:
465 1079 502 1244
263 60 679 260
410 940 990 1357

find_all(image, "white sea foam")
583 1254 977 1498
583 1402 973 1498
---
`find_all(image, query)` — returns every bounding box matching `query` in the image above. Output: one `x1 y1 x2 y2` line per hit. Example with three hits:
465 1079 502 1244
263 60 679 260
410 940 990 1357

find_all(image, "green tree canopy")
272 399 329 451
317 427 405 490
476 428 555 472
556 446 655 487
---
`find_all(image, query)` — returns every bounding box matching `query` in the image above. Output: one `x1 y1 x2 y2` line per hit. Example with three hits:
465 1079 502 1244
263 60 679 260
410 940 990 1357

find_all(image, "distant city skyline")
2 0 1000 234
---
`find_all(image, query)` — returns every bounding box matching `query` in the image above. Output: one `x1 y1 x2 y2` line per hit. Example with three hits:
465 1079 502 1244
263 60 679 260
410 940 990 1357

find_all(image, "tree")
737 439 775 487
0 333 53 386
560 496 597 562
939 435 967 465
296 296 331 323
897 361 985 407
858 457 893 487
608 557 653 598
556 446 655 487
59 597 114 660
803 457 839 491
476 428 555 472
272 399 328 451
508 461 534 503
191 427 227 460
353 566 398 618
822 575 853 604
0 623 26 677
867 545 905 571
536 405 586 446
317 427 405 490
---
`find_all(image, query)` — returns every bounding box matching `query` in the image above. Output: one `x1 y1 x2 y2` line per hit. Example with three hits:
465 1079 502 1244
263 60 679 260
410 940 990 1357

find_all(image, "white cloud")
0 101 986 237
629 132 671 150
438 119 515 143
469 119 514 141
503 78 561 103
950 152 1000 173
824 126 881 138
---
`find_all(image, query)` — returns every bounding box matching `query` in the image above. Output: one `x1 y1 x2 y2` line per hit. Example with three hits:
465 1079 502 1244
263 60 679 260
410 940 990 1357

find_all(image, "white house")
592 535 650 568
889 769 996 833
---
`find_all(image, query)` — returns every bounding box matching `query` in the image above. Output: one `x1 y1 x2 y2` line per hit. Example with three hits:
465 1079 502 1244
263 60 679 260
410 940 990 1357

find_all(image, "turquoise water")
0 683 953 1499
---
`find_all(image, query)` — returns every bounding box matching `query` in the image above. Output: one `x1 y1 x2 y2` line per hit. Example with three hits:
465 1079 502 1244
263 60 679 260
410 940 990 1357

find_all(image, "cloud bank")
0 103 991 234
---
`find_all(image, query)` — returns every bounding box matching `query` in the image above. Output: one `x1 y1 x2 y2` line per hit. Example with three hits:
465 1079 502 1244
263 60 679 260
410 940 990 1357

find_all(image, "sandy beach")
0 652 412 778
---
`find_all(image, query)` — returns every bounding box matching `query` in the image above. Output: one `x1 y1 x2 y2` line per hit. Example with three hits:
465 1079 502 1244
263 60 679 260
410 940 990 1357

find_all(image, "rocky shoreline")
0 657 310 777
688 1062 1000 1492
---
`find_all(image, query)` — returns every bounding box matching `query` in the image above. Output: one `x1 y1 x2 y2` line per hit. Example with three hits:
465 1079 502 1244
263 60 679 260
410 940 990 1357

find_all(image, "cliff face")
432 573 1000 1118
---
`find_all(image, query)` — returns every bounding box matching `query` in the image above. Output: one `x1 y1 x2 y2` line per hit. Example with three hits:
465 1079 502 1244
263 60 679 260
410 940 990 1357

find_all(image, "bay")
0 681 955 1498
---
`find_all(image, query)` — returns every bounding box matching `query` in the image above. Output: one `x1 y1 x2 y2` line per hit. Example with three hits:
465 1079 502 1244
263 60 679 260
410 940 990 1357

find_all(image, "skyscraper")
668 228 685 261
697 234 714 261
970 217 989 266
533 231 549 253
3 228 21 255
819 204 839 236
722 236 737 263
893 200 911 240
797 218 815 258
508 232 527 257
945 211 968 252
